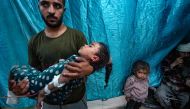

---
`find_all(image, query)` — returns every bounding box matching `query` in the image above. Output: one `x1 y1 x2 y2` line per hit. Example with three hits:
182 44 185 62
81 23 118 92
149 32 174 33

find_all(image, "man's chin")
46 23 62 28
42 15 63 28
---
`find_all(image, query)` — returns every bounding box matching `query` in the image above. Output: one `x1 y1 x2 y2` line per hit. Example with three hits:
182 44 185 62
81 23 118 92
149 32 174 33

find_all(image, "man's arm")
170 57 183 69
63 57 94 78
9 37 40 95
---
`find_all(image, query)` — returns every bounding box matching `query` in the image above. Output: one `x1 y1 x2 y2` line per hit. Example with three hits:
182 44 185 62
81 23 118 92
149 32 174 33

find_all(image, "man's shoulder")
66 27 87 44
32 30 44 38
67 27 84 36
29 31 44 42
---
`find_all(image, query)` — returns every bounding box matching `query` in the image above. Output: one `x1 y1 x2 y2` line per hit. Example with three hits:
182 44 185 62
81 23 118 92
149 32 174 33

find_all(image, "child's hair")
91 42 110 70
90 42 112 88
132 60 150 75
104 62 112 88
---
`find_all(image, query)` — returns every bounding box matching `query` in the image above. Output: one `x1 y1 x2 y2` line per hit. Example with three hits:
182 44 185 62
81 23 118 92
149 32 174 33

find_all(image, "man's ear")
91 55 99 62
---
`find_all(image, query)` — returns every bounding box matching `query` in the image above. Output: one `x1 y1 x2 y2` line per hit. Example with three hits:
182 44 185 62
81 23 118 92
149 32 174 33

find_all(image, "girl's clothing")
9 55 83 101
124 75 148 103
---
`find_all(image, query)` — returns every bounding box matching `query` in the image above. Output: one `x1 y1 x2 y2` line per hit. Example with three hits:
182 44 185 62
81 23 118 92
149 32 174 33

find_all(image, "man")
155 42 190 109
9 0 93 108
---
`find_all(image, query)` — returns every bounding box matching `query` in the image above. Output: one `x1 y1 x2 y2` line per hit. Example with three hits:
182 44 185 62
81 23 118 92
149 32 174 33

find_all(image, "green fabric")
28 27 87 104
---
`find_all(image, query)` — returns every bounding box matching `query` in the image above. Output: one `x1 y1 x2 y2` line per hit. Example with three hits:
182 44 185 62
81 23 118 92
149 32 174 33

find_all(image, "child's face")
136 69 148 80
78 42 100 62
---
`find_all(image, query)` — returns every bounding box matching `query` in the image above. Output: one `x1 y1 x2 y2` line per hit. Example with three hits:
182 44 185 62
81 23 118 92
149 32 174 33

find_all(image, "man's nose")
48 5 55 14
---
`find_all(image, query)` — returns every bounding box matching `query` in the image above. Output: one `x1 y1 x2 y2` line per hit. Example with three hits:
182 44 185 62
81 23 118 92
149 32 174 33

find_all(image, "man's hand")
170 57 183 68
63 57 93 78
59 70 71 83
9 79 29 96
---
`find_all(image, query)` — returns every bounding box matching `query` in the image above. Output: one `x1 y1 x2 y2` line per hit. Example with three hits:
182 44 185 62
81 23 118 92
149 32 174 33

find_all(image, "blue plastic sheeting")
0 0 190 108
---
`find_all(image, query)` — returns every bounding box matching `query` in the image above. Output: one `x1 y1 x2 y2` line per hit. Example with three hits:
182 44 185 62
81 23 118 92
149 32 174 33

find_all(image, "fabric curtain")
0 0 190 108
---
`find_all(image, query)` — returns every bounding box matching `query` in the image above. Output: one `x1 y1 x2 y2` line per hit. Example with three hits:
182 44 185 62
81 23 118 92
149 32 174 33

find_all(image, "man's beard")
42 14 63 28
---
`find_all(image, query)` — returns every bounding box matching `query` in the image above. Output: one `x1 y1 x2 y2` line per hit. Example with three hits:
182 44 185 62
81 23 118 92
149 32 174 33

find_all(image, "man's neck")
45 24 67 38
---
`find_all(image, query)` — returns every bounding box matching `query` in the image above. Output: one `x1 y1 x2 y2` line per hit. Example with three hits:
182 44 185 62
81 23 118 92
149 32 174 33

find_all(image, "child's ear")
91 55 99 62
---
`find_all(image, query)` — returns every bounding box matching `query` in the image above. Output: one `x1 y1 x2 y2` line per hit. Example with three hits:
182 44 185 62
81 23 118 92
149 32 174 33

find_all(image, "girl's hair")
90 42 112 88
132 60 150 75
91 42 110 70
104 62 112 88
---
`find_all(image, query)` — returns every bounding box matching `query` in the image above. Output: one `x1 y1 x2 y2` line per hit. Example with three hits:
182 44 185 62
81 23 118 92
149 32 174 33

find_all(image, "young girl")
124 60 150 109
7 42 111 104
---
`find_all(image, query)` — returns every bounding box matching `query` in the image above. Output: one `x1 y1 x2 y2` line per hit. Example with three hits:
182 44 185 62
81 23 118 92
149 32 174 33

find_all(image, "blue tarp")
0 0 190 108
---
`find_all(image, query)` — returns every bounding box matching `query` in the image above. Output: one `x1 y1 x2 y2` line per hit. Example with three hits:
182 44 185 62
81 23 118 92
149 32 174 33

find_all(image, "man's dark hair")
132 60 150 75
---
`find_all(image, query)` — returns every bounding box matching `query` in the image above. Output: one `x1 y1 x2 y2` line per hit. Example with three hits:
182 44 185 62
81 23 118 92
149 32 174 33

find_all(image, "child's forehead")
91 42 98 45
91 42 100 46
137 69 148 73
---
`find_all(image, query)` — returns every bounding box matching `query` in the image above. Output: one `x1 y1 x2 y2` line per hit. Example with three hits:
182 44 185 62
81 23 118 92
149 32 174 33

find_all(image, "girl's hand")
125 96 131 101
36 90 45 109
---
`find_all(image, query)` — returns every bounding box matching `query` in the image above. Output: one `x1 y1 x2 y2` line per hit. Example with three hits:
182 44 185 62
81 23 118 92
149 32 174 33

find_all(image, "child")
7 42 111 104
124 60 150 109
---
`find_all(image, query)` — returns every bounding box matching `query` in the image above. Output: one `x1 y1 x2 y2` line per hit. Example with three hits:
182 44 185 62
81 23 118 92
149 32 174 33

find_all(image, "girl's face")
78 42 100 62
136 69 148 80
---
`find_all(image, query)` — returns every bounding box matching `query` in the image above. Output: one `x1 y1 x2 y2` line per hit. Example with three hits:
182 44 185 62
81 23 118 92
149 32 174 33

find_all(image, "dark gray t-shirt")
28 27 87 105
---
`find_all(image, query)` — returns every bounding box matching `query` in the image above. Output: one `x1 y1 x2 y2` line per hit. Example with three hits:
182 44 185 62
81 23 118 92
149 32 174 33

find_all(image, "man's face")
39 0 64 28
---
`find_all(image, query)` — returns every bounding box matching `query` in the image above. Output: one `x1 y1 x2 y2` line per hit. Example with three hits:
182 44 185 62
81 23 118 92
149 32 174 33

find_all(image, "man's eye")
40 1 50 8
89 45 92 47
53 3 63 9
